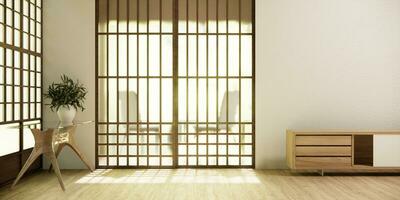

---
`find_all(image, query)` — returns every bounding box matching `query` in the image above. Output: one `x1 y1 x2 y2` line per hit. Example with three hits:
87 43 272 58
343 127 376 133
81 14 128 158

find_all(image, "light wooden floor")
1 169 400 200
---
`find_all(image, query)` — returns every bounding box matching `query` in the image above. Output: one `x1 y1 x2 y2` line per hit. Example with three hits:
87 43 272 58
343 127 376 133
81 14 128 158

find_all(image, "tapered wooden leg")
11 148 41 189
45 152 65 191
48 144 65 172
68 143 94 172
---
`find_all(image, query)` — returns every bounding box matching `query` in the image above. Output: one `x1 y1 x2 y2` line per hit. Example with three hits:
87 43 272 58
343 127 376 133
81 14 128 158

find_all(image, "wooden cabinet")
287 130 400 173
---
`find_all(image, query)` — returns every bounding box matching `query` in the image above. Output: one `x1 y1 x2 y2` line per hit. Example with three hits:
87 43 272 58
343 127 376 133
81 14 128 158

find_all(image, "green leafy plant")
45 75 88 112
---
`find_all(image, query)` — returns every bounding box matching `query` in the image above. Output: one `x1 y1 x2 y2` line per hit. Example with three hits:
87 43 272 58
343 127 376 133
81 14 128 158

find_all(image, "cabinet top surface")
287 130 400 135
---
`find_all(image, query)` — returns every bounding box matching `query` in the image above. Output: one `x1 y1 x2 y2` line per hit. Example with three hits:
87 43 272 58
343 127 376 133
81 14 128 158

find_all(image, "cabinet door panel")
373 135 400 167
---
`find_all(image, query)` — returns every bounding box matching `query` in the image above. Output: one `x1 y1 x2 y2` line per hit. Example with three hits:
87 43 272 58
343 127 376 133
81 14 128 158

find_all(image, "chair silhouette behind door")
119 91 160 154
196 90 241 135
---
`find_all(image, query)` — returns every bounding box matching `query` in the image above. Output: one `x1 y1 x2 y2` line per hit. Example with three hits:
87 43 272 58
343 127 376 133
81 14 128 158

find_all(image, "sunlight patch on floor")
75 169 261 184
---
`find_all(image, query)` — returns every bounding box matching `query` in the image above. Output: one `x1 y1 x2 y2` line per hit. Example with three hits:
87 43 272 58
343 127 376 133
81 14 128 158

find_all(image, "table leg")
68 143 94 172
48 144 66 172
45 152 65 191
11 148 41 189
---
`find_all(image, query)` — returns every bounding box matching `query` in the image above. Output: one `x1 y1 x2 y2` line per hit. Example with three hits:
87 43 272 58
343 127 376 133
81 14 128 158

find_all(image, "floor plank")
1 169 400 200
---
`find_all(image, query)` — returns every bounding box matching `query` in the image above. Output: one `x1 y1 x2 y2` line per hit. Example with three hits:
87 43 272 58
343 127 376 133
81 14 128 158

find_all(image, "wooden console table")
11 121 94 191
287 130 400 175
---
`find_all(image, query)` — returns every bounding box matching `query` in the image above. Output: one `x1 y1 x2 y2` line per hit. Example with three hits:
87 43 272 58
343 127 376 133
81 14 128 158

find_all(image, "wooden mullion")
97 32 252 36
146 0 149 167
19 0 24 168
34 0 37 118
185 0 189 166
27 0 30 121
251 0 255 168
215 0 219 166
126 0 130 166
225 0 229 165
238 0 242 166
116 0 120 167
2 4 5 122
136 0 140 167
95 0 99 168
205 0 208 166
11 0 15 122
0 43 41 56
103 142 250 146
106 0 110 167
159 0 162 167
195 0 199 166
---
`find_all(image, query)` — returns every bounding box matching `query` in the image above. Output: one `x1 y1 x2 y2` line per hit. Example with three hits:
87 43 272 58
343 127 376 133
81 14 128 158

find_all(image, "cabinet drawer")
296 146 351 156
296 136 351 146
296 157 351 169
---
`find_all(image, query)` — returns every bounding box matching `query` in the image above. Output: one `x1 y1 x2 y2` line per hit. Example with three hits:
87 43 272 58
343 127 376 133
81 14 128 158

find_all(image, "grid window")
0 0 42 185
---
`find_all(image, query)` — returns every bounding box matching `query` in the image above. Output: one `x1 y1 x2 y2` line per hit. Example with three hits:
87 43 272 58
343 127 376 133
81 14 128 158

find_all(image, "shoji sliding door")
96 0 254 168
177 0 253 167
97 0 174 168
0 0 42 185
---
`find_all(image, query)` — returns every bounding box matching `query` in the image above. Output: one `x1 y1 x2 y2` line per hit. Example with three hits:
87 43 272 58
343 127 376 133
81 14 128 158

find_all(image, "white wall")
43 0 400 169
256 0 400 168
43 0 95 169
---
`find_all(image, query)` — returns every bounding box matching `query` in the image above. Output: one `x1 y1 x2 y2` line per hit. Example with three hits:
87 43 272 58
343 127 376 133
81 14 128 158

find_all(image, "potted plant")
45 75 88 125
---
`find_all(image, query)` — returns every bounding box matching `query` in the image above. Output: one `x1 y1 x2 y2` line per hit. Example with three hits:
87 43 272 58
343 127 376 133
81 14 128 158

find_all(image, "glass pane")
241 0 252 33
161 78 172 122
187 78 196 122
228 0 239 33
228 35 239 76
241 36 252 76
148 78 160 122
178 35 186 76
241 79 252 122
161 35 172 76
198 0 206 33
23 121 39 149
187 0 196 33
118 0 127 33
178 78 186 122
0 123 19 156
128 0 137 33
138 0 147 33
188 35 196 76
198 78 206 122
178 0 186 33
208 0 217 33
138 35 147 76
208 79 217 122
218 35 226 76
108 35 117 76
128 35 137 76
161 0 172 33
148 0 159 33
98 35 107 76
108 0 117 32
118 35 127 76
208 36 216 76
198 36 206 76
138 78 147 122
218 0 227 33
148 35 160 76
108 78 117 122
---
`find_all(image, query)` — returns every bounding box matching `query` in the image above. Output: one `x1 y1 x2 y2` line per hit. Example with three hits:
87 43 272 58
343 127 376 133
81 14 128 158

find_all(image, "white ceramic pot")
57 106 76 126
